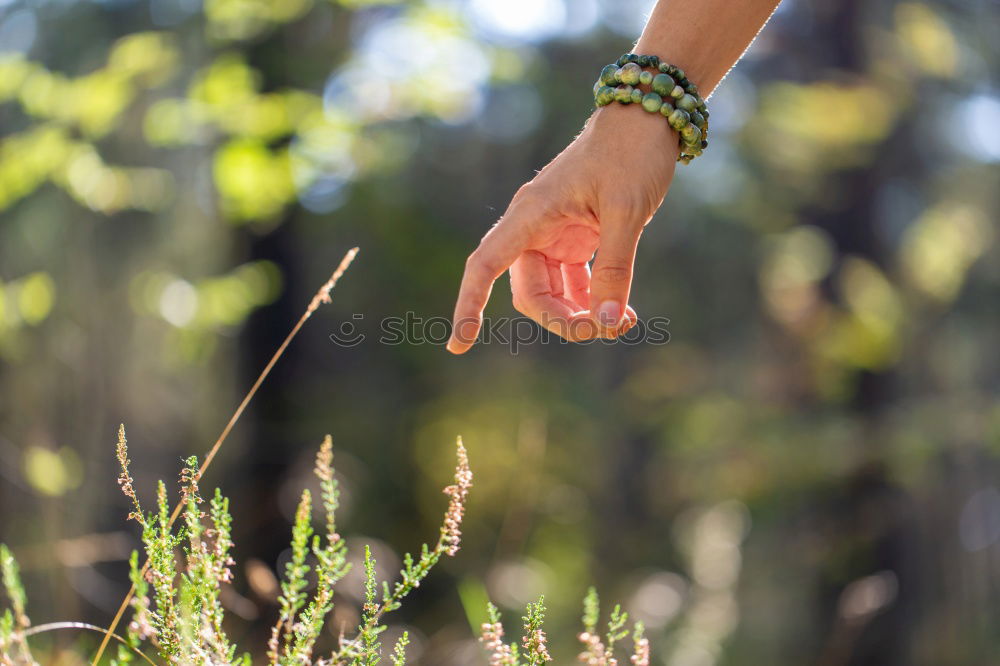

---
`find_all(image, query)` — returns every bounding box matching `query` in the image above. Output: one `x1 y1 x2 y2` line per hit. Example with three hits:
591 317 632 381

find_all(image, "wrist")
590 55 709 163
585 99 681 160
588 103 678 141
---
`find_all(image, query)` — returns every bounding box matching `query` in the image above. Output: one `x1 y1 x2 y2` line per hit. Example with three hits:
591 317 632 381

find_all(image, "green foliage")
290 440 351 662
0 609 15 657
269 489 313 662
144 480 183 660
390 631 409 666
582 586 600 635
333 438 473 664
0 543 36 665
605 604 630 659
354 545 381 665
521 597 551 665
0 428 480 665
109 550 153 665
632 622 650 666
0 545 26 629
0 1 497 227
267 439 353 664
9 429 659 666
480 602 518 665
106 431 472 665
480 589 651 665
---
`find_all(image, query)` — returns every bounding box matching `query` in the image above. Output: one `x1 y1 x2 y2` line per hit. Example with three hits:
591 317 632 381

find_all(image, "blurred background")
1 0 998 663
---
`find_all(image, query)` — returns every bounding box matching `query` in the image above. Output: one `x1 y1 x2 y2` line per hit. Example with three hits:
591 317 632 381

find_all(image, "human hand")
447 103 678 354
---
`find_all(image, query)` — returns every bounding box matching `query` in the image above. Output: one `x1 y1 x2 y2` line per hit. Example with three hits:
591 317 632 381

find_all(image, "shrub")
2 428 472 665
0 428 652 665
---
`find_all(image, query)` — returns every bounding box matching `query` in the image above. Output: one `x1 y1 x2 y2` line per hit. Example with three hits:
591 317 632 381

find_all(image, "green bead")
637 55 650 67
689 111 706 129
659 101 674 116
681 123 702 144
659 62 671 73
641 92 663 113
614 85 634 103
600 64 619 86
595 86 616 106
614 68 623 83
673 67 686 80
619 62 642 85
668 108 690 130
617 54 631 66
677 94 698 112
627 53 640 64
677 78 690 89
670 85 685 100
630 88 643 104
686 83 700 97
593 80 601 95
639 70 653 85
651 73 675 97
648 55 660 69
665 64 680 78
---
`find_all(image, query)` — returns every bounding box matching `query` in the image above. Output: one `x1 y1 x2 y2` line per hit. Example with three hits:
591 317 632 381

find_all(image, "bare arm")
447 0 782 354
636 0 782 98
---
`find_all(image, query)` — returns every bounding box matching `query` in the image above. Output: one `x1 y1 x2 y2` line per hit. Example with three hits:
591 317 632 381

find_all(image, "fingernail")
596 300 622 326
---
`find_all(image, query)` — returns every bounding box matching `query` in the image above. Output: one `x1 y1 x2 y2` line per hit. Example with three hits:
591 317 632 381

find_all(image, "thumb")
589 217 642 329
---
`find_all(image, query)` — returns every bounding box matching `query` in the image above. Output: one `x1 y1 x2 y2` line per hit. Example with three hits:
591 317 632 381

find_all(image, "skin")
447 0 783 354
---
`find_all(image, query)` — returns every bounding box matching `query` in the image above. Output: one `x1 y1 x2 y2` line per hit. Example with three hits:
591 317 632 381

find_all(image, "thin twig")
27 621 160 666
90 248 359 665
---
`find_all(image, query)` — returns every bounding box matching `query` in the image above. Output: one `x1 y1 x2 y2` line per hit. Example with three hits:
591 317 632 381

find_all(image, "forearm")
635 0 782 97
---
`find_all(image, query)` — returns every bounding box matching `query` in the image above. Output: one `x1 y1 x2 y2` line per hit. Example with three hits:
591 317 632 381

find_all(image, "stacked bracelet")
593 53 709 164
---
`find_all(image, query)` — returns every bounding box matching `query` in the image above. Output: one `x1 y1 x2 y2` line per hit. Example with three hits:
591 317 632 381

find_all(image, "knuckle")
468 247 502 278
603 195 650 229
464 250 481 270
604 192 637 214
594 264 630 285
512 183 540 204
510 183 553 217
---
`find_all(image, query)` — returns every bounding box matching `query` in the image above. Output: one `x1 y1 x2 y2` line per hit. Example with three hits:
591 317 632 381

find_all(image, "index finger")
447 220 527 354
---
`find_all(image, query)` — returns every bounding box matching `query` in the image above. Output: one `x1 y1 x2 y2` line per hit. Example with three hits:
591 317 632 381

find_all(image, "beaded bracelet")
592 53 709 164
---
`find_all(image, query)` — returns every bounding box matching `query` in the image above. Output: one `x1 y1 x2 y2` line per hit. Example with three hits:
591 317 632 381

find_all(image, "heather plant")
114 429 472 665
0 427 472 666
478 588 650 666
0 428 654 666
